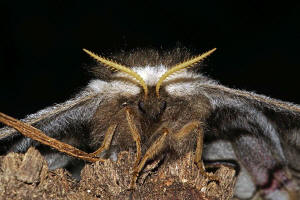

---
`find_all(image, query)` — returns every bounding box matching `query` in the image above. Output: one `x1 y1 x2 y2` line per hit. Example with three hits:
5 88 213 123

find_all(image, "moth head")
83 48 216 121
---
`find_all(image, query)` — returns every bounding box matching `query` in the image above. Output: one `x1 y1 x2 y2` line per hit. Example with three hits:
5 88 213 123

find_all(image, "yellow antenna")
155 48 217 98
83 49 148 98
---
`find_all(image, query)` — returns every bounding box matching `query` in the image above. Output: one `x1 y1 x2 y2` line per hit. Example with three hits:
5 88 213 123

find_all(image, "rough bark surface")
0 147 236 200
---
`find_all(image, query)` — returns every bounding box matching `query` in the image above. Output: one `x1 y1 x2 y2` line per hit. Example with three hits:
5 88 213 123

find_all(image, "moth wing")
201 84 300 198
0 86 102 155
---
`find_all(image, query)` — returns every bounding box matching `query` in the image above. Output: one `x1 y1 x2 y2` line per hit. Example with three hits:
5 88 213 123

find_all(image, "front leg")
173 121 218 180
130 128 170 189
125 107 142 169
89 124 117 157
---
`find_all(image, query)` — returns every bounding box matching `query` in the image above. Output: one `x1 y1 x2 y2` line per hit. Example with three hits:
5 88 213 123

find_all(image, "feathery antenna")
83 49 149 99
156 48 217 98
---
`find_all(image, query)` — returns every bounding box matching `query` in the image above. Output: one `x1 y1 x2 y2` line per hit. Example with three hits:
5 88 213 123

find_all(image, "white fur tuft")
88 79 141 97
88 65 213 97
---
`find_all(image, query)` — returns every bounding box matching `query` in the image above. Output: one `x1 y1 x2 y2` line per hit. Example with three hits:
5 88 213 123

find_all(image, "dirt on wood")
0 147 236 200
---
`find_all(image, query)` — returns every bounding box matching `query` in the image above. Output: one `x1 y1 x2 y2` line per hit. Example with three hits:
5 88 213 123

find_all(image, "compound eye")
159 101 167 112
138 101 146 113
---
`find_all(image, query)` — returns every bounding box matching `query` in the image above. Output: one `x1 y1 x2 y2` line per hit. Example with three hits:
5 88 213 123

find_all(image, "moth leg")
130 128 170 189
174 121 218 180
125 108 142 169
89 124 117 157
0 112 103 162
195 130 219 180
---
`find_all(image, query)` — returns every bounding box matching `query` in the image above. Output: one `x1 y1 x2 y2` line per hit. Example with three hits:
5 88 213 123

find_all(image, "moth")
0 48 299 200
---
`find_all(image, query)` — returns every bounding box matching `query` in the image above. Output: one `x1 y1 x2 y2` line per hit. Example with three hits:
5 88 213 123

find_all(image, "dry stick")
0 112 103 162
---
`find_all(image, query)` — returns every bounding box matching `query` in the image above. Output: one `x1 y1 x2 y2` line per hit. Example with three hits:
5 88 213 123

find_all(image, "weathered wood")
0 148 236 200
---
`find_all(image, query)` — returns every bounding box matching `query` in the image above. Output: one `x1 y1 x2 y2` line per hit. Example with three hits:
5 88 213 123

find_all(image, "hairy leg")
173 121 218 180
130 128 170 189
89 124 117 157
125 108 142 169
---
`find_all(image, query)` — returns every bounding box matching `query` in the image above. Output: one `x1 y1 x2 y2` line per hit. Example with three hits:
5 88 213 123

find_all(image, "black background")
1 1 299 119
